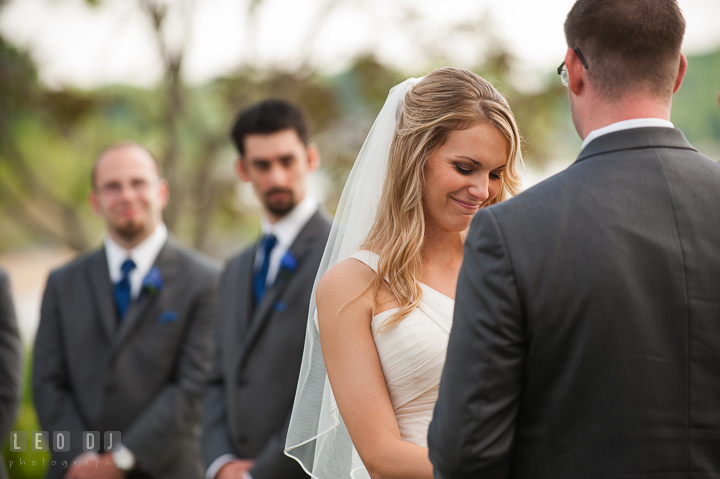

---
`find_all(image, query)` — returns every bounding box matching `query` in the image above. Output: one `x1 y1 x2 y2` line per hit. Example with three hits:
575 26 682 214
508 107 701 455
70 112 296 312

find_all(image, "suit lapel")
85 248 117 340
237 210 323 370
111 239 179 356
234 251 255 340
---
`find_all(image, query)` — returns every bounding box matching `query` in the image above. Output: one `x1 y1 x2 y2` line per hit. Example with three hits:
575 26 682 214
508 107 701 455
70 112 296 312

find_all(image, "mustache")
265 188 293 196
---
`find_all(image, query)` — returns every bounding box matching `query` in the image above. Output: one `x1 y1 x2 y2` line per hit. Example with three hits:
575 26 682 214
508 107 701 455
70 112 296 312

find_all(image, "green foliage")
672 49 720 157
1 27 718 255
0 37 39 112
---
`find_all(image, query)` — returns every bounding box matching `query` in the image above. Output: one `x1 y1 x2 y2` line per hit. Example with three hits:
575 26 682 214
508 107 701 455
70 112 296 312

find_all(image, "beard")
263 188 296 217
113 217 147 241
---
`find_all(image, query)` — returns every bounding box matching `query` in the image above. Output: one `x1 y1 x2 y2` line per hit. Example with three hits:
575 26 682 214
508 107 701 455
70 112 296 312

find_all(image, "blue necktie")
253 234 277 307
113 258 136 321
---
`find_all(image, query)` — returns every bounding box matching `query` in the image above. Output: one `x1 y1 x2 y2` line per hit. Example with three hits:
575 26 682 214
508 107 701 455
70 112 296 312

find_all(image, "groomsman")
202 100 331 479
430 0 720 477
0 268 22 479
33 143 219 479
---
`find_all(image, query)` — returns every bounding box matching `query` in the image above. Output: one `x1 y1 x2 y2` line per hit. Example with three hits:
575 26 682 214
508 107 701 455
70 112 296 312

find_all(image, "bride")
285 67 523 478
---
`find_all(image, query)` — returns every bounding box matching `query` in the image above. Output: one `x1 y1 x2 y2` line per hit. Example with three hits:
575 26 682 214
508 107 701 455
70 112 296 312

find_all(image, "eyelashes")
454 164 473 175
454 163 504 180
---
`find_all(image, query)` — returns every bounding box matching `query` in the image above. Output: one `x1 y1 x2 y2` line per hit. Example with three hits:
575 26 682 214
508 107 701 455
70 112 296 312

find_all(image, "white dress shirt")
105 223 168 300
205 197 318 479
581 118 674 150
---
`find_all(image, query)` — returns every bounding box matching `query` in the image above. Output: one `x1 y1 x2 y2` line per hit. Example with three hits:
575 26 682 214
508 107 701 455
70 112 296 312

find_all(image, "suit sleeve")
0 271 22 441
248 411 299 479
428 208 525 479
121 267 220 476
32 271 89 457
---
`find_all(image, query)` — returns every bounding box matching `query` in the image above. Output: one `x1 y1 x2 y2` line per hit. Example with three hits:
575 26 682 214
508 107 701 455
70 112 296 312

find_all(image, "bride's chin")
445 219 473 234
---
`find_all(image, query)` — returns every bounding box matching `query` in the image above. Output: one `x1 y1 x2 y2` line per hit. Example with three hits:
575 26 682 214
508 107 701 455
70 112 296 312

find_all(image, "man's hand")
216 459 256 479
64 452 125 479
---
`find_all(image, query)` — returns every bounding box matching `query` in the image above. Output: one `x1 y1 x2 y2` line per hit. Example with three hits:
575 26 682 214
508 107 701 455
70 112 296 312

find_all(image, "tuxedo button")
238 435 248 444
105 383 117 393
237 377 247 387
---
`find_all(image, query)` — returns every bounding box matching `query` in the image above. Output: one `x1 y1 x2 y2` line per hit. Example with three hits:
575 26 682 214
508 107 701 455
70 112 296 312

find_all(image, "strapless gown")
349 250 454 447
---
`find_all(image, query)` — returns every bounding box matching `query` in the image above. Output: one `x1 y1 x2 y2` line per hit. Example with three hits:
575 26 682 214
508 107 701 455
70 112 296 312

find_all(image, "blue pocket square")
274 301 287 312
156 310 178 324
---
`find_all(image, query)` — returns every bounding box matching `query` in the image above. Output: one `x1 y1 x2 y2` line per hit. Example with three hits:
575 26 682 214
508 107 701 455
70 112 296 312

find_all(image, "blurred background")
1 0 719 477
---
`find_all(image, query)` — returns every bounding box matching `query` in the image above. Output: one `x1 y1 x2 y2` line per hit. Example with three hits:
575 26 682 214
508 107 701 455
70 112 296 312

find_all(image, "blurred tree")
138 0 188 231
0 35 91 250
9 0 700 256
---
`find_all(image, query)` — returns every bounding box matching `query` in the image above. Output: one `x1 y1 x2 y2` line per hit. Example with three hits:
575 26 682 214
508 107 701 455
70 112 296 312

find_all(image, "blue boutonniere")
277 251 298 280
156 310 178 324
142 266 164 296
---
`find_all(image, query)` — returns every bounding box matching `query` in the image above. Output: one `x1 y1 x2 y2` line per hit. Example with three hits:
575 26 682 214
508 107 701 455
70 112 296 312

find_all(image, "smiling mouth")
452 197 480 211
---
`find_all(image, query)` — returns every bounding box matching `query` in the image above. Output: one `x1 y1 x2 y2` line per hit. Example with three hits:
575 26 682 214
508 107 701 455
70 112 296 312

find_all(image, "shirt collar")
260 196 318 251
105 223 168 282
582 118 674 150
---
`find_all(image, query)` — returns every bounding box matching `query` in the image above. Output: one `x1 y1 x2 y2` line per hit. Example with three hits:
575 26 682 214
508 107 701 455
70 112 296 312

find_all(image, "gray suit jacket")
203 209 331 479
0 269 22 479
429 128 720 478
33 238 220 479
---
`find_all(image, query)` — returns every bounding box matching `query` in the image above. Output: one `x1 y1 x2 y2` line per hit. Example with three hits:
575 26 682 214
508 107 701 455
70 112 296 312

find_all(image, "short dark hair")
230 99 311 157
91 141 161 188
564 0 685 100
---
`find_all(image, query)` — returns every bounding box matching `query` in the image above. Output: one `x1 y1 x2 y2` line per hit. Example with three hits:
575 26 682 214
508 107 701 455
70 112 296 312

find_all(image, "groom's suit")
33 238 219 479
429 128 720 478
203 209 330 479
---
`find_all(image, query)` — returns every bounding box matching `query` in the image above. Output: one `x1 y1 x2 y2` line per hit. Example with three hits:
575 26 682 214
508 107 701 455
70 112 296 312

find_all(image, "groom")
429 0 720 477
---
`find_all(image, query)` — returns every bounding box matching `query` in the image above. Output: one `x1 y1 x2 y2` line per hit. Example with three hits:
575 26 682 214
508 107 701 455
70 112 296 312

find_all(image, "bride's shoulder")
316 256 377 315
318 257 376 298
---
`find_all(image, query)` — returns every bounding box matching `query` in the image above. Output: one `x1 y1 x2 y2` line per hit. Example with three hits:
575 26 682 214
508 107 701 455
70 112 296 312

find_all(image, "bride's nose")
467 174 490 202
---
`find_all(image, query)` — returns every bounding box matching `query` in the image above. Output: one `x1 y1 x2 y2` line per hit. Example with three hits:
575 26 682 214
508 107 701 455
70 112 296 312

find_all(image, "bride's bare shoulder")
317 257 376 302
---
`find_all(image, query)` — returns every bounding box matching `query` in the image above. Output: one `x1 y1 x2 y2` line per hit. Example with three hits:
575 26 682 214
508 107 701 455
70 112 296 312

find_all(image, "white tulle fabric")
350 250 453 447
284 77 426 479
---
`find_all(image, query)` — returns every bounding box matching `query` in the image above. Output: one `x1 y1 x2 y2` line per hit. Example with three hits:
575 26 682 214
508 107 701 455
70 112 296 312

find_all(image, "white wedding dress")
349 250 454 448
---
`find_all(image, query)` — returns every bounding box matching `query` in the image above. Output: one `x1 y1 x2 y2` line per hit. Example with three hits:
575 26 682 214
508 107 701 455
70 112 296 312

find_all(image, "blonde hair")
363 67 523 330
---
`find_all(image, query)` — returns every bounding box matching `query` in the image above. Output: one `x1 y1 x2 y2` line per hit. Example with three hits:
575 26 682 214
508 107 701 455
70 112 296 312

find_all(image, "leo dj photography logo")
7 431 121 470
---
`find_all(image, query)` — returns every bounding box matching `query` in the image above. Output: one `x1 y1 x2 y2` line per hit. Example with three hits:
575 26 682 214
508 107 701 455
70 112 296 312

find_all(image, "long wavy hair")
362 67 523 330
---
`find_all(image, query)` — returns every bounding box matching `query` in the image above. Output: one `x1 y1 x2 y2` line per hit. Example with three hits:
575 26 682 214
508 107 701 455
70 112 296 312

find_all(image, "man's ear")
157 178 169 209
306 144 320 172
567 48 586 96
672 54 688 94
88 189 101 216
236 158 250 182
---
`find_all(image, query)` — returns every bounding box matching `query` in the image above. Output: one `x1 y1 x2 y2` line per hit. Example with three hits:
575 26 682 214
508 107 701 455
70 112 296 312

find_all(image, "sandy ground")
0 247 78 346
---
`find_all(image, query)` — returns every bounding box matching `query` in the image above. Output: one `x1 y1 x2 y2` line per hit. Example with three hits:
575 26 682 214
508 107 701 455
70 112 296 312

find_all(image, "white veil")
284 77 422 479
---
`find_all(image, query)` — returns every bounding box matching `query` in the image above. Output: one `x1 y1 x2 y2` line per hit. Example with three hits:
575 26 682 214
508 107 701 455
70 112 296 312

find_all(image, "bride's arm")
316 259 434 479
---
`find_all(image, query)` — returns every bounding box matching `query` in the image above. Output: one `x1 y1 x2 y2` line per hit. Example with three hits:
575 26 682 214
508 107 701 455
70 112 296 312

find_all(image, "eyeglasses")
96 178 158 197
557 47 589 87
